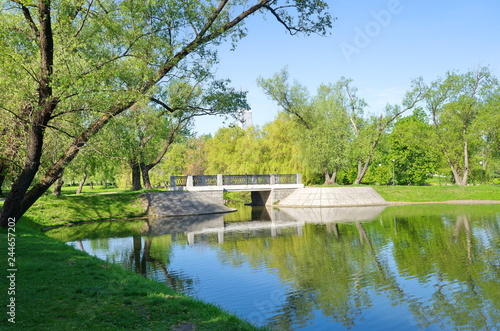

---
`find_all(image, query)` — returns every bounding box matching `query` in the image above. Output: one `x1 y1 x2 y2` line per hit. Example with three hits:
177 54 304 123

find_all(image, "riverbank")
0 192 260 330
0 217 261 330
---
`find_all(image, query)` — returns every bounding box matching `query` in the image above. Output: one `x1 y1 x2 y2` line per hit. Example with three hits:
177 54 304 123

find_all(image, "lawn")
372 184 500 202
24 190 147 228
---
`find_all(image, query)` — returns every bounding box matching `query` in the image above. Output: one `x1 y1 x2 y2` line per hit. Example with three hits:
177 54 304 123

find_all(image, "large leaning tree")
0 0 333 227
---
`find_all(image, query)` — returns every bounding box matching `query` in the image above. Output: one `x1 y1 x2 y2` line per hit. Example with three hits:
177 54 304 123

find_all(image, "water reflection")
48 205 500 330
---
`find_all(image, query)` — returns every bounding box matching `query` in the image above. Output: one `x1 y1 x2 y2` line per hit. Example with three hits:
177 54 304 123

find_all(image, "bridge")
162 174 304 207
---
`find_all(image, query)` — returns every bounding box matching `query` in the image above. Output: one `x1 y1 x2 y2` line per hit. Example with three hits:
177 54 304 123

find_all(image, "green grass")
25 191 147 228
372 185 500 202
0 221 260 330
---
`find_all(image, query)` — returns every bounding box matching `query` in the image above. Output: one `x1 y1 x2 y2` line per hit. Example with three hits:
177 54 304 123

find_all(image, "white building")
237 109 253 129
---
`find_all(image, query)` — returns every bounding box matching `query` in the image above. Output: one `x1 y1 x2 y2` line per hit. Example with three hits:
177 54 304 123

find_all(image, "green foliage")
299 83 352 182
260 114 303 174
423 67 499 186
387 110 441 185
1 0 334 223
196 118 305 177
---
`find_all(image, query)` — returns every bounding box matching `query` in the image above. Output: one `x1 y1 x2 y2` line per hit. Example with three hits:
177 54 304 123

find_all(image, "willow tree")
299 83 351 184
258 71 424 185
0 0 333 227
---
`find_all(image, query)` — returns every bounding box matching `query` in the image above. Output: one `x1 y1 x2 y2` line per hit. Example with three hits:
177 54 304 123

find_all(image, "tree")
257 67 313 129
387 109 441 185
184 136 210 176
300 83 351 184
261 114 303 175
343 78 425 184
258 71 424 184
423 67 498 186
257 69 352 183
205 125 247 174
0 0 333 227
140 78 248 189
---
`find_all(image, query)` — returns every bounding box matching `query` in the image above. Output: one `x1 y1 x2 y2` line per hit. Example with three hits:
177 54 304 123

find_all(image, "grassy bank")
372 184 500 202
0 198 261 330
24 190 147 228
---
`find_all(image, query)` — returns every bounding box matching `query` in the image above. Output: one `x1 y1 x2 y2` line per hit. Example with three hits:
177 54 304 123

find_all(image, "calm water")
47 204 500 330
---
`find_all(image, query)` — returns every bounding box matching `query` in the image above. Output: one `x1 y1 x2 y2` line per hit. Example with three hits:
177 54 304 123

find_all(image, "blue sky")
194 0 500 135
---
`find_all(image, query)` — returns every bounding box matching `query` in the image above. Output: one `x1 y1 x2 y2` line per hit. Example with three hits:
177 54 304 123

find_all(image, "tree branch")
149 97 175 113
20 4 40 39
263 4 301 35
74 0 94 38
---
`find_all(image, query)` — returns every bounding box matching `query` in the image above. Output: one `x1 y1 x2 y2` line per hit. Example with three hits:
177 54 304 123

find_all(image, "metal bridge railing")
168 174 301 189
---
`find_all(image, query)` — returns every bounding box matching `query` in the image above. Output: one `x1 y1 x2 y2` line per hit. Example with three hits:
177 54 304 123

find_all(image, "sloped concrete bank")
277 187 388 207
144 191 235 217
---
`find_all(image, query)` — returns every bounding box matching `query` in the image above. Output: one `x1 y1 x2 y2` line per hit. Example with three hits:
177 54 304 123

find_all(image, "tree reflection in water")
55 204 500 330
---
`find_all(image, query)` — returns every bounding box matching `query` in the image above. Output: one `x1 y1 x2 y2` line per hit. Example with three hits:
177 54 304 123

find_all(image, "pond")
46 204 500 330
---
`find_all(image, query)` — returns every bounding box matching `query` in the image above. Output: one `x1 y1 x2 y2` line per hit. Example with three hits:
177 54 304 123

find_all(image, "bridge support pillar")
251 191 271 206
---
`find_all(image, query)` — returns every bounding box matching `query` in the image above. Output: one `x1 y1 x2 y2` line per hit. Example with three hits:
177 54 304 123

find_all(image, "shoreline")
388 200 500 205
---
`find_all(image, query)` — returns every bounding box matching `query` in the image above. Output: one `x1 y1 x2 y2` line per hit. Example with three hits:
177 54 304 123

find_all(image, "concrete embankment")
144 191 234 217
277 187 387 207
144 187 387 217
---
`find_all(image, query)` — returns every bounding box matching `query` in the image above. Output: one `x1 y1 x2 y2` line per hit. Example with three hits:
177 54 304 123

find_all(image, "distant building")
237 109 252 129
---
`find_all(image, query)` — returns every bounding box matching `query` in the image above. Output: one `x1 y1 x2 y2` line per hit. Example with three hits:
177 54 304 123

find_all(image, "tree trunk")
461 137 469 186
131 161 142 191
0 1 57 228
76 172 87 195
0 173 5 197
139 128 177 191
331 166 338 185
53 169 64 196
323 166 338 185
324 171 333 185
141 163 153 190
354 158 370 185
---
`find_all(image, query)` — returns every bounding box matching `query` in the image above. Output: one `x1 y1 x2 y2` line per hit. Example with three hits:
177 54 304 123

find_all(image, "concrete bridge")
166 174 304 207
